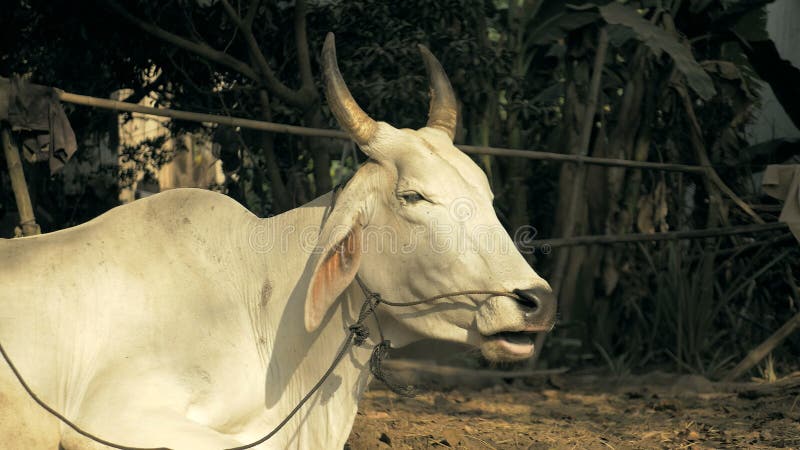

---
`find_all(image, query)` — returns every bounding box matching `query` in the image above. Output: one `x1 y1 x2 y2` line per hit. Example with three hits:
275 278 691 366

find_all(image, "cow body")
0 188 371 449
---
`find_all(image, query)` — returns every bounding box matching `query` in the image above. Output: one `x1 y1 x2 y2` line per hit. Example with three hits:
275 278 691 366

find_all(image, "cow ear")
304 206 364 332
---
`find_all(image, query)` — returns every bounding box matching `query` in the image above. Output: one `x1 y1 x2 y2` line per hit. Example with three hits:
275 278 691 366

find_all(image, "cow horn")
322 33 378 147
418 45 457 141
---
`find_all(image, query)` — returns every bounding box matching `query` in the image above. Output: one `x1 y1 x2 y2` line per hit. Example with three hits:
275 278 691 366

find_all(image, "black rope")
369 340 415 397
353 275 415 397
379 289 522 307
0 340 169 450
0 308 372 450
223 329 358 450
350 276 525 397
349 290 381 346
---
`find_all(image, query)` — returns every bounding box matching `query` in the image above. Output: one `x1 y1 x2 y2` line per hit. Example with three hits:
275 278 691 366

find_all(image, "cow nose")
512 287 556 326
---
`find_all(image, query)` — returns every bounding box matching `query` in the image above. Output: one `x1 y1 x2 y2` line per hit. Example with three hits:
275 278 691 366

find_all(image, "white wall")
114 89 224 203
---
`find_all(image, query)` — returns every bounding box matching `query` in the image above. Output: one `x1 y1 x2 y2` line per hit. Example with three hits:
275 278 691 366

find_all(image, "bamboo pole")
51 88 710 174
531 222 789 248
457 144 707 173
58 91 349 140
676 84 765 224
1 127 40 236
723 310 800 382
4 79 782 244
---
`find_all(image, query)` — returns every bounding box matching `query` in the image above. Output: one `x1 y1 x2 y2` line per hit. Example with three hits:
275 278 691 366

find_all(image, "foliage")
598 2 716 100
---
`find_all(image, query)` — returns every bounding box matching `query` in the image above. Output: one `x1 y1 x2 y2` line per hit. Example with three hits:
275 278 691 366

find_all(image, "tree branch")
723 262 799 382
675 84 765 224
294 0 316 95
544 26 609 345
244 0 260 29
219 0 248 31
220 0 311 107
256 89 293 212
106 0 259 81
120 70 165 105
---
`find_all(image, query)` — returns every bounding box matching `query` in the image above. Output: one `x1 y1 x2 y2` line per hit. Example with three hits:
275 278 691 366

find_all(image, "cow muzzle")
512 286 557 329
476 285 556 362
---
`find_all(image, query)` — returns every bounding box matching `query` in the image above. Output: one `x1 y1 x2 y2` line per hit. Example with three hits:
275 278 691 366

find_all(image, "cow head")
305 33 555 362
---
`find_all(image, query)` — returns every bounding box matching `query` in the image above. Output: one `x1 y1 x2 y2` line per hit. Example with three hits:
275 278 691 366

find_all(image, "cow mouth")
483 331 536 358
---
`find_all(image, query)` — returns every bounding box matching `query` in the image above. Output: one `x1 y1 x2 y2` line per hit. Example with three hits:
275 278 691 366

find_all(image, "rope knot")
367 291 382 307
349 323 370 346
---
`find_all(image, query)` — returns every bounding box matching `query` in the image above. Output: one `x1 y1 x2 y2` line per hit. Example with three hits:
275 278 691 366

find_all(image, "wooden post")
1 127 40 236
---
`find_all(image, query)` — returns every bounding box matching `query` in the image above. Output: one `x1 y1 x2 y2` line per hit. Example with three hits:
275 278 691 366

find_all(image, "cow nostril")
512 288 541 311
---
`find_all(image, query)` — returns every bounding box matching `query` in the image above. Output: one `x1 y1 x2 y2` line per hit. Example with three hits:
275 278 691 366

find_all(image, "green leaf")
607 23 636 47
729 3 770 42
599 3 717 100
689 0 716 14
530 82 564 105
525 4 600 47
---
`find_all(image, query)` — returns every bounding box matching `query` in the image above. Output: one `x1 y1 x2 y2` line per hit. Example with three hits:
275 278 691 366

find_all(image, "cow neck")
238 192 378 449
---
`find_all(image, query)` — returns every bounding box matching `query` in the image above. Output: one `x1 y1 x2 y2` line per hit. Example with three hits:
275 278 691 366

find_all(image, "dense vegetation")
1 0 798 379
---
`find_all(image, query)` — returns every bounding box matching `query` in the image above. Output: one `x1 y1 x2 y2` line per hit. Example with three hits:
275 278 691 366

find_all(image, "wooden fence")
1 79 790 246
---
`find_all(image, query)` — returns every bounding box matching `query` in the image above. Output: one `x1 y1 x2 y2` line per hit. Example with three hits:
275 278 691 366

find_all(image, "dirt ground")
347 367 800 449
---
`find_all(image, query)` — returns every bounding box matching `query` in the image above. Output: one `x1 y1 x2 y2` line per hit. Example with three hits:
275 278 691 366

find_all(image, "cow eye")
398 191 427 204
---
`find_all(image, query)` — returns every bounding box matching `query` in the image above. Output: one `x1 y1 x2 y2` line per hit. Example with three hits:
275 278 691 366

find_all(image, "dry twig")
724 309 800 381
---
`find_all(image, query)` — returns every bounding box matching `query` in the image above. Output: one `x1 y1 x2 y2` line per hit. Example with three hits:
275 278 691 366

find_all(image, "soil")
347 368 800 450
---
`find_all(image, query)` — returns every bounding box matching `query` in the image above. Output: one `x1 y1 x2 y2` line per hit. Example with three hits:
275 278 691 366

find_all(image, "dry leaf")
653 180 669 233
636 181 669 234
637 194 655 234
602 254 619 295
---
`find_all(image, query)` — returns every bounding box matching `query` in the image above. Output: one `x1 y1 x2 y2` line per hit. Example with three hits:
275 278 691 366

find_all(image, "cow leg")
58 413 245 450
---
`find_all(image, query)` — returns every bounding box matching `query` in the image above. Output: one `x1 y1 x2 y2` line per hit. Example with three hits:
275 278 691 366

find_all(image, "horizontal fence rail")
457 145 708 174
57 89 710 174
57 87 792 246
37 84 789 249
531 222 790 248
59 91 350 140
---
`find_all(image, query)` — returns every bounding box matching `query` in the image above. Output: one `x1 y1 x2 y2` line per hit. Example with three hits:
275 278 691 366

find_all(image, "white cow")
0 34 555 449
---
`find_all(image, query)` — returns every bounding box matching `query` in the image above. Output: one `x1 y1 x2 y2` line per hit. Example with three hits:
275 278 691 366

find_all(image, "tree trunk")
257 90 293 213
305 108 333 196
551 27 608 321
